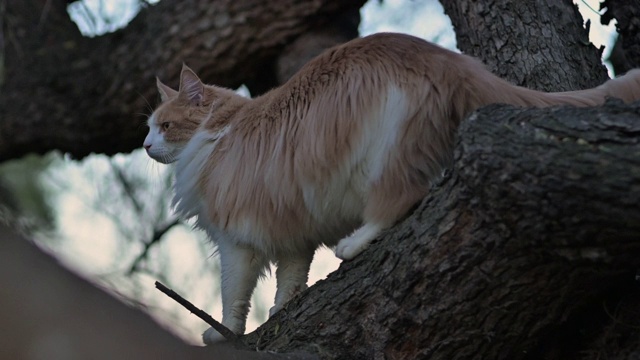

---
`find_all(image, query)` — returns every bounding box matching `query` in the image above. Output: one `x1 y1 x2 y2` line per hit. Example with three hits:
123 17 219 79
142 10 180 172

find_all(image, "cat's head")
143 65 210 164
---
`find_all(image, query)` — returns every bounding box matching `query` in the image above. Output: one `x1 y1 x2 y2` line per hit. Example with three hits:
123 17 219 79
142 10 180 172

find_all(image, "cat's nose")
144 144 151 151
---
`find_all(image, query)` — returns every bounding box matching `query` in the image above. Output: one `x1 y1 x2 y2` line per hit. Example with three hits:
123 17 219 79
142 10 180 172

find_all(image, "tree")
0 0 363 162
2 0 640 359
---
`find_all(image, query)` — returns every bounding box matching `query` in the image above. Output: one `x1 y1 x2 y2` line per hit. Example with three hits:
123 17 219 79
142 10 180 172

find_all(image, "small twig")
154 281 244 346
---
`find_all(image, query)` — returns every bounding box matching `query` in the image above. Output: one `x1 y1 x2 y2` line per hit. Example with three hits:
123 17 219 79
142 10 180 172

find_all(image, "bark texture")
243 100 640 360
440 0 609 90
0 0 363 162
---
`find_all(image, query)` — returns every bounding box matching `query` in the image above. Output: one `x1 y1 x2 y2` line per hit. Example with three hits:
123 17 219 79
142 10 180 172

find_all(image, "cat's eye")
162 122 171 131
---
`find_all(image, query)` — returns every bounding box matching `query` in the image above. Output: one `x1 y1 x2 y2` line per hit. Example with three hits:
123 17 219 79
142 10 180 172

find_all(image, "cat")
143 32 640 343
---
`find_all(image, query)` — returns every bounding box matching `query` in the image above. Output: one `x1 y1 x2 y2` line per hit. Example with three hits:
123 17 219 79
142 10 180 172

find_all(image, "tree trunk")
242 99 640 360
0 0 363 162
440 0 608 90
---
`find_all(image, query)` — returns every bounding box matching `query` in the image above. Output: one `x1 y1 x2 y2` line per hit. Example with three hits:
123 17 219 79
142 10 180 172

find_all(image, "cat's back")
259 32 480 119
310 33 451 68
201 34 475 252
287 33 456 85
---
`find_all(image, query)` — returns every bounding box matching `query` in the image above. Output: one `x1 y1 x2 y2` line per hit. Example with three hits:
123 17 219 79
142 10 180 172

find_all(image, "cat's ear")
156 77 178 102
179 64 204 105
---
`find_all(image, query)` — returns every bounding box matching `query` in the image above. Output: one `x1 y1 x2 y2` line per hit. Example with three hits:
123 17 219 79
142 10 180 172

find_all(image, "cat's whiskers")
137 90 156 115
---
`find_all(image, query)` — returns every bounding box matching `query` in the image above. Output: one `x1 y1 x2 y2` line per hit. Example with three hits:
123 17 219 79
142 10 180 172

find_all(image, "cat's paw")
202 327 227 345
335 223 382 260
335 237 365 260
270 283 307 317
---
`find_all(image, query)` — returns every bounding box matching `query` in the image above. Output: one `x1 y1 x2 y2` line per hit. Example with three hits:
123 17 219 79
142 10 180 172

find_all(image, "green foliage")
0 153 59 235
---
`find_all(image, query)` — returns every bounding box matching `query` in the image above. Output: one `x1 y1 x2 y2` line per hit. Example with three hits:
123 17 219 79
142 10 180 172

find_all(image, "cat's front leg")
203 239 268 344
269 251 314 316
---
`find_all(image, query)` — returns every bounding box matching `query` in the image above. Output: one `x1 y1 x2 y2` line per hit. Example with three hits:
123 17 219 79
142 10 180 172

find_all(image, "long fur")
143 33 640 341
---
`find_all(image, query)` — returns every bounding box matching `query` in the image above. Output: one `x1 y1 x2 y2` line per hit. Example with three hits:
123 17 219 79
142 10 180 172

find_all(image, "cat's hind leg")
334 222 384 260
269 250 314 316
203 239 268 344
335 177 428 260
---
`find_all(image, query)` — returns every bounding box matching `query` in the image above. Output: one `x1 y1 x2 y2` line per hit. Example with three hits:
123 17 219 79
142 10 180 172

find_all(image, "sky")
47 0 618 343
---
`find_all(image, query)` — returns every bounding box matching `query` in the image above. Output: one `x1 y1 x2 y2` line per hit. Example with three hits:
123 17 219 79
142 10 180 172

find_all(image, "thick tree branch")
0 0 364 162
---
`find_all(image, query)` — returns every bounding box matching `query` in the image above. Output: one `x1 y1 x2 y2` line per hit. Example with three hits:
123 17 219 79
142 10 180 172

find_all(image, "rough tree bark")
0 0 363 162
440 0 609 89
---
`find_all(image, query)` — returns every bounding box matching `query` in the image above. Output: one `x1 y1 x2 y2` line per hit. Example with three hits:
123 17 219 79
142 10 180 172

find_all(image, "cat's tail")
593 69 640 103
510 69 640 107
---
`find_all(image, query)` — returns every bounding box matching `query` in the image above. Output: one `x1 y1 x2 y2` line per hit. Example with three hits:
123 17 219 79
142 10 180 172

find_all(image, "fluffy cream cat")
143 33 640 343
